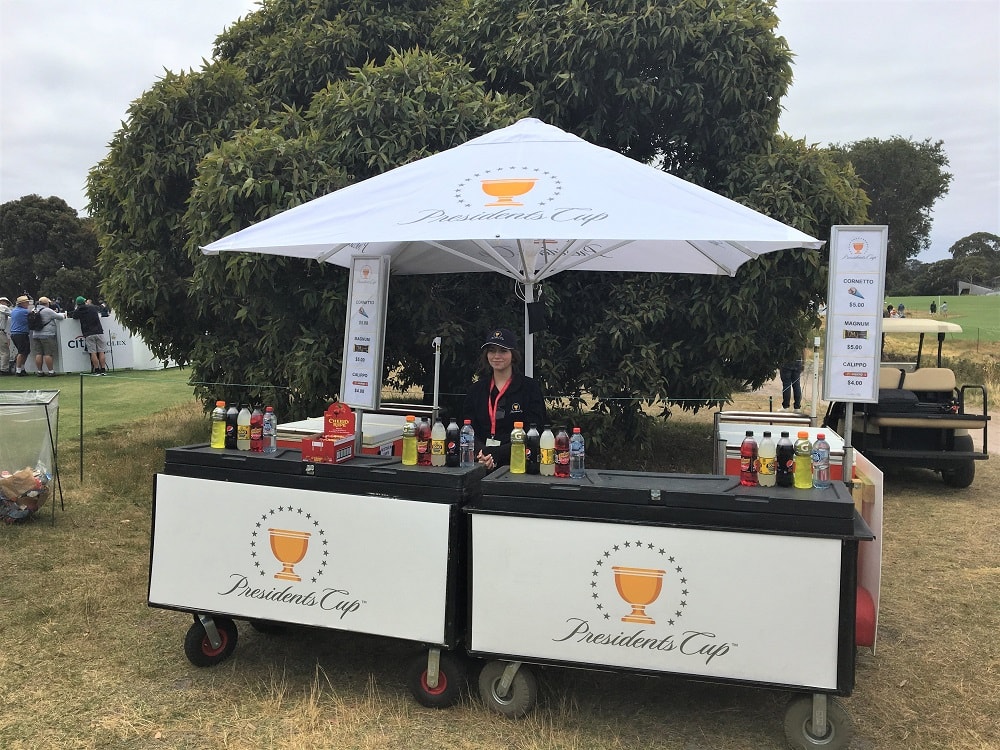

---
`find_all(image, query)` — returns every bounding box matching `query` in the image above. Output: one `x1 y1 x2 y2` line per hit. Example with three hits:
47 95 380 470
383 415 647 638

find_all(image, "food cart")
147 445 485 707
466 468 873 749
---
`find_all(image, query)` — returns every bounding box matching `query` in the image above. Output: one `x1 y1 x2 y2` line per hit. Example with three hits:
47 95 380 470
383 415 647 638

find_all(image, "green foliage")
829 136 952 272
888 233 1000 295
0 195 101 302
87 0 870 431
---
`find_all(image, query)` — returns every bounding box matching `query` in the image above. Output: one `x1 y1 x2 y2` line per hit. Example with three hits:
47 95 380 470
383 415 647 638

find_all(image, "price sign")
823 227 887 403
340 256 390 411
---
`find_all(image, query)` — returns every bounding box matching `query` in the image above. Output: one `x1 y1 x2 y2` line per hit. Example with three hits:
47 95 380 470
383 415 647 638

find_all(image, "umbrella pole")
524 282 534 378
432 336 442 421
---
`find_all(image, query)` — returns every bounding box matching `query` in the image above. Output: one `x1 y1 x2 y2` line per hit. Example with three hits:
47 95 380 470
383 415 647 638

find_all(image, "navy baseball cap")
481 328 518 350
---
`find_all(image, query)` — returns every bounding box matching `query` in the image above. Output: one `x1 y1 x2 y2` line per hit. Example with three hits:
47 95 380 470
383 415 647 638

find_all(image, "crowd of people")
0 294 110 376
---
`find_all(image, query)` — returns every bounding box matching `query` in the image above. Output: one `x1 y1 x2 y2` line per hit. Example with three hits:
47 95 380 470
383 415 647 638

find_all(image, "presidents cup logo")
841 236 878 261
216 505 365 620
455 167 562 209
590 538 687 625
552 536 735 666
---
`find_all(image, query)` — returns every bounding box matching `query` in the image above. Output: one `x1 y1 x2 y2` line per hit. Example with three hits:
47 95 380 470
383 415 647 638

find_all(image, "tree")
87 0 867 426
829 136 952 272
0 195 101 303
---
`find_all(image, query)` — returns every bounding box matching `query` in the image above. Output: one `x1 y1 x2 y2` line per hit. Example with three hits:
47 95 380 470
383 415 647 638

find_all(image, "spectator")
897 303 906 318
9 295 32 376
930 300 937 314
0 296 11 375
30 296 66 376
67 296 109 375
941 300 948 314
883 304 894 318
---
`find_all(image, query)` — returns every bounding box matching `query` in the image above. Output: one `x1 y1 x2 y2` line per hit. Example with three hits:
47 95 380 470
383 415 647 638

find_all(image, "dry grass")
1 402 998 749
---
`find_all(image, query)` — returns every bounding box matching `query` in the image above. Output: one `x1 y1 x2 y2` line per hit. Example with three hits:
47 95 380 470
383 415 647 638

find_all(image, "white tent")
204 118 823 373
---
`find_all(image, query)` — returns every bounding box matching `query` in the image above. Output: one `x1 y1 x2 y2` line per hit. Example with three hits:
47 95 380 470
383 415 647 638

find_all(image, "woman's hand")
477 450 495 470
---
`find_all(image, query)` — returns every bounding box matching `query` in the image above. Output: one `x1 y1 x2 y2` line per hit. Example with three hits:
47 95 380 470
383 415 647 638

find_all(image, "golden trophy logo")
612 565 666 624
480 177 538 206
268 528 312 581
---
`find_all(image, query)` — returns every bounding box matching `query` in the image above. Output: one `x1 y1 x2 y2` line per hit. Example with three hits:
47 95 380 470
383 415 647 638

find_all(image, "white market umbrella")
203 117 823 374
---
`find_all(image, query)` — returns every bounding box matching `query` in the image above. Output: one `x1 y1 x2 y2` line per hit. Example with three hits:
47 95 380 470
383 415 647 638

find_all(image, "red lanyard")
487 376 511 437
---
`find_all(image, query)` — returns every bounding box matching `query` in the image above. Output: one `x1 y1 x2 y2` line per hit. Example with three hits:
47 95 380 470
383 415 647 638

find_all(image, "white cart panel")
471 514 843 689
151 474 452 643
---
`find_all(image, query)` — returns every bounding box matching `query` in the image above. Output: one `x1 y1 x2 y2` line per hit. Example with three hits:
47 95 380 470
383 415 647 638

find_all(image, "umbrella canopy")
203 117 823 372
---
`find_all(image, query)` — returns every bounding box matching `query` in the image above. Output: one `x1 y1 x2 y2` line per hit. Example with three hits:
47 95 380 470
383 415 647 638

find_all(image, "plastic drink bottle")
525 424 540 475
554 427 570 478
402 415 418 466
210 401 226 449
430 419 446 466
569 427 586 479
739 430 758 486
417 417 432 466
225 404 239 449
262 406 278 454
812 433 832 489
250 406 264 452
793 431 813 489
757 431 776 487
775 431 794 488
510 422 527 474
236 405 251 451
459 419 476 468
445 418 460 467
539 426 555 476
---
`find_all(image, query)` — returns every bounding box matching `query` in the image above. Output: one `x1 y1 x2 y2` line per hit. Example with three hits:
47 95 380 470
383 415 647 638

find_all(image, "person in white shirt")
0 296 11 375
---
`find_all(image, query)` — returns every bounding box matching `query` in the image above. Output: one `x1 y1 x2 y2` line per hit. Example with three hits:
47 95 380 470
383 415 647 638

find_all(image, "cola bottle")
445 418 460 467
554 427 570 478
525 423 540 475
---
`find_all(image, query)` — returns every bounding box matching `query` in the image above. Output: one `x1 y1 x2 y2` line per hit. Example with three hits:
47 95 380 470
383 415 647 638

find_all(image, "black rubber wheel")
783 695 853 749
406 651 466 709
183 617 238 667
248 619 287 635
477 660 537 718
942 436 976 488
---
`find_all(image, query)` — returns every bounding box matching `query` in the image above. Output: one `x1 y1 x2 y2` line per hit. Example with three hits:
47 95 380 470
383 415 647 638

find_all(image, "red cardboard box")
300 433 354 464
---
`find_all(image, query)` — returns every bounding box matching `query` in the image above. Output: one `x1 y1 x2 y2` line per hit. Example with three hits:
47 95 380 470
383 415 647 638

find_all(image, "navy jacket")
462 372 547 466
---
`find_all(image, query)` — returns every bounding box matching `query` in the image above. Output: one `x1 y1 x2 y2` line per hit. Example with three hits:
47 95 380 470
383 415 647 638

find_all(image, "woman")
462 327 547 470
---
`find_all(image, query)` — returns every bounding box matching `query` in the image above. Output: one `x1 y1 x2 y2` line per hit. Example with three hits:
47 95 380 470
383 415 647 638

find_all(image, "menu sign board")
823 226 888 403
340 256 390 411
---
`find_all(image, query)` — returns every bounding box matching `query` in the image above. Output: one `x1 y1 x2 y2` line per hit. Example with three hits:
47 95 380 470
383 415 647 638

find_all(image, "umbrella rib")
539 239 633 277
316 243 351 264
423 239 522 278
685 240 755 277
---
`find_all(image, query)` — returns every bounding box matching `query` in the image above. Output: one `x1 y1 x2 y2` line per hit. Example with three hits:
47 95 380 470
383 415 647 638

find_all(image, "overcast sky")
1 0 997 262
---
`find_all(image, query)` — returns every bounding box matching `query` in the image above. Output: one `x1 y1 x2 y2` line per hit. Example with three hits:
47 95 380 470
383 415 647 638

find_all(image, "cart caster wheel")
478 660 537 718
249 619 287 635
184 617 238 667
784 695 853 749
406 651 466 708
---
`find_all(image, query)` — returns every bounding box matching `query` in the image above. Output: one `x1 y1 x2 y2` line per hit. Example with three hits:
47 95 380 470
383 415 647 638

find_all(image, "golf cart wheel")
406 650 466 709
783 695 853 749
184 617 238 667
478 660 537 718
942 436 976 488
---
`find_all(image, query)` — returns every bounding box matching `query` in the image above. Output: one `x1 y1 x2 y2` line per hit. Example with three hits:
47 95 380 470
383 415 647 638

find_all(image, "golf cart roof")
882 318 963 334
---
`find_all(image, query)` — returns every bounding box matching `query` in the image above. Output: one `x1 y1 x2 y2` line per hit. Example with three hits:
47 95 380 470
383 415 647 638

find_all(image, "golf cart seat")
868 367 989 431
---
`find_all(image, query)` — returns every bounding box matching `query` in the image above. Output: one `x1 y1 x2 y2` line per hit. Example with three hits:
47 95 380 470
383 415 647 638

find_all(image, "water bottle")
402 415 418 466
250 406 264 452
793 431 813 489
554 427 570 478
225 404 239 449
539 426 555 476
569 427 586 479
525 423 540 475
417 417 432 466
430 419 446 467
739 430 758 487
775 431 794 488
812 432 832 489
510 421 526 474
210 400 226 449
757 431 776 487
460 419 476 468
236 404 251 451
262 406 278 454
445 418 460 467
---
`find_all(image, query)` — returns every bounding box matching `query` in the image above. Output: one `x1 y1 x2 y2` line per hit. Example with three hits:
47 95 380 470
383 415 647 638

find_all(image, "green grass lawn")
884 293 1000 342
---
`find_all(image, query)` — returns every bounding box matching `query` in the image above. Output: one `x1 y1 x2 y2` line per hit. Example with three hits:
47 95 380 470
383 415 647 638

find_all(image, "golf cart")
823 318 990 488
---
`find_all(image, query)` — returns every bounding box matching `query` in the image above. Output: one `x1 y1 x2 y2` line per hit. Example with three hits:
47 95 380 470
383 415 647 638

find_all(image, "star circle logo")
589 537 690 627
249 505 330 583
455 167 562 209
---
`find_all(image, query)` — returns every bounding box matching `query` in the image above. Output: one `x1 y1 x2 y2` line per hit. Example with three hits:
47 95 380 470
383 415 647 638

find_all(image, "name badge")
486 438 502 447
